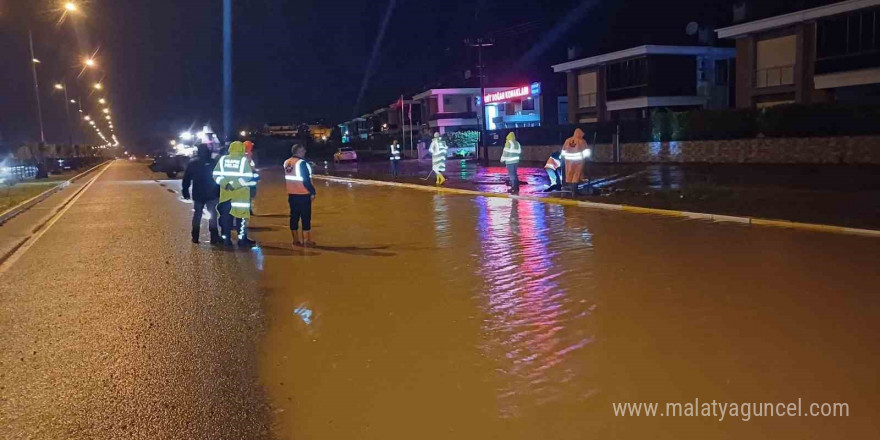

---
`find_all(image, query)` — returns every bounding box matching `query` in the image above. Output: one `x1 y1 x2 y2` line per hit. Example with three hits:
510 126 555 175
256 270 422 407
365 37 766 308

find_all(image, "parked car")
333 147 357 163
149 152 188 178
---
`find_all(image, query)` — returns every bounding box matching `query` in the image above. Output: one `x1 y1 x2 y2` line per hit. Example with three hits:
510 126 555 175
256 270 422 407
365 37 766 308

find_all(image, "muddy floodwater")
251 175 880 439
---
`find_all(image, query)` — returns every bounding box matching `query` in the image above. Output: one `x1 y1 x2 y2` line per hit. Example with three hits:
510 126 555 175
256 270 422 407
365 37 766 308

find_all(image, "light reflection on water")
258 179 880 439
475 196 597 418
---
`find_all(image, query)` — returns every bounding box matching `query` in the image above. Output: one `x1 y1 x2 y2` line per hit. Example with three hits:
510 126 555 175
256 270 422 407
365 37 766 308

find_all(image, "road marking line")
0 161 109 225
313 174 880 238
0 161 113 276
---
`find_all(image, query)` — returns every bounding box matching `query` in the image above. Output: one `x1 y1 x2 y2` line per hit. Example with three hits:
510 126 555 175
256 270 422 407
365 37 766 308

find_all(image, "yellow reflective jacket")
212 141 255 218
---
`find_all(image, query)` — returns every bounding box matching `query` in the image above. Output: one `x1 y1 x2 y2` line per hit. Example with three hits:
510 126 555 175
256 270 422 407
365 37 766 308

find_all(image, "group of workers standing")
414 128 591 194
180 127 590 248
182 141 315 248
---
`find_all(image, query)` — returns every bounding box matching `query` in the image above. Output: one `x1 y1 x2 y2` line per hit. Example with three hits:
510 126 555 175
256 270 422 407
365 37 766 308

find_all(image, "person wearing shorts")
283 143 316 247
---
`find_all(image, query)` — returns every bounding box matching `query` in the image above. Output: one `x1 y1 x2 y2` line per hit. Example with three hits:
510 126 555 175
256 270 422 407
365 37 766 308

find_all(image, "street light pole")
57 83 74 146
28 29 46 144
478 40 486 164
467 37 493 164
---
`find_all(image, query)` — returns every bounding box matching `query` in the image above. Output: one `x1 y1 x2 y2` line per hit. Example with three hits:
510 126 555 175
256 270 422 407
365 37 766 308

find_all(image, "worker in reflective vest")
283 143 317 247
389 139 402 177
243 140 261 215
429 132 447 185
543 150 565 191
561 128 591 195
499 131 522 194
212 141 257 247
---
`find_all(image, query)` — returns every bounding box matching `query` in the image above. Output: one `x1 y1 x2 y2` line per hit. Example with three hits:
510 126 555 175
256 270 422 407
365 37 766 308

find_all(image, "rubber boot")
209 228 221 245
237 219 256 247
191 227 200 244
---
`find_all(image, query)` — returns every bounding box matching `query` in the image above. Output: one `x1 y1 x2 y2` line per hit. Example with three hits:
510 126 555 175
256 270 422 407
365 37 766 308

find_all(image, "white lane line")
0 162 113 276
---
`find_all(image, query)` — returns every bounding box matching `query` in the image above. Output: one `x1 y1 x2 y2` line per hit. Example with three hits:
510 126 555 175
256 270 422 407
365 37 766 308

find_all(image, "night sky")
0 0 827 151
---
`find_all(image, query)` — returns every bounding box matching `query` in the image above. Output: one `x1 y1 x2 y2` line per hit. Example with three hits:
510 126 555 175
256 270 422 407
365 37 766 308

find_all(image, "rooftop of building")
717 0 880 39
551 45 736 73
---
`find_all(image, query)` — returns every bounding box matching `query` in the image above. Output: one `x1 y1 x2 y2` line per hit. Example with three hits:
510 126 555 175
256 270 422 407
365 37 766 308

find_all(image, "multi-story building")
370 100 423 136
717 0 880 108
412 87 526 134
552 45 736 123
263 123 298 137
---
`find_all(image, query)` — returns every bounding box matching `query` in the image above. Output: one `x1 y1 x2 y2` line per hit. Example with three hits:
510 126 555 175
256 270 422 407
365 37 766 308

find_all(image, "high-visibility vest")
390 144 401 160
500 140 522 164
212 154 254 217
429 139 447 172
545 155 562 170
561 149 591 161
283 157 311 195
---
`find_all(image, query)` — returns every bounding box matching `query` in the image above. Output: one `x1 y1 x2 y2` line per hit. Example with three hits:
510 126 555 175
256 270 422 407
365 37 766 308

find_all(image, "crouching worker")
543 150 564 192
283 143 316 247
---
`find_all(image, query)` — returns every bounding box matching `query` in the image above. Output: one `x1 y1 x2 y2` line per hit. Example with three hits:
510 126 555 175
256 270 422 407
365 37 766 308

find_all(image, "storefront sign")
484 82 541 104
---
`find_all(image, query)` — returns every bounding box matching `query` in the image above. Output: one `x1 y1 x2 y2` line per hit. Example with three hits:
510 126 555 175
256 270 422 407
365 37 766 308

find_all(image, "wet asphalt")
0 160 270 439
3 159 880 440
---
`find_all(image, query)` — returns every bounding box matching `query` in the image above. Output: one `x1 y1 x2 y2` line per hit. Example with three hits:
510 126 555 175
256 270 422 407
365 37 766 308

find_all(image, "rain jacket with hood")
182 144 220 203
562 128 589 184
429 134 448 173
500 132 522 165
213 141 255 219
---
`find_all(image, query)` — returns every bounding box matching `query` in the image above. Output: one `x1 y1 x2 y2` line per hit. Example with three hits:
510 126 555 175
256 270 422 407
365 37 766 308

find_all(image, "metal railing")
754 65 795 88
578 93 597 108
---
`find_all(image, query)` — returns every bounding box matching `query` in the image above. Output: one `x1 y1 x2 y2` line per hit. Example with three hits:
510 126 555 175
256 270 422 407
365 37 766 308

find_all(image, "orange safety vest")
283 157 311 195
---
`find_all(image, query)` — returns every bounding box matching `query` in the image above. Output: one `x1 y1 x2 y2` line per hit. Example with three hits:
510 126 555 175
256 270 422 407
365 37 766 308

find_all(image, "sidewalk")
319 159 880 230
0 164 109 266
0 170 82 213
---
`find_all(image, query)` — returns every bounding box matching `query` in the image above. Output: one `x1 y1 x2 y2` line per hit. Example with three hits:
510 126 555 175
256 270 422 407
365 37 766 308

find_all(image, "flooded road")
251 173 880 439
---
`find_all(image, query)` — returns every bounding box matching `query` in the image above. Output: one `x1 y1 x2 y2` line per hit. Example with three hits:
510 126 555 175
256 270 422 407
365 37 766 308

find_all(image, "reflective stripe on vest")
562 149 591 160
213 156 253 177
284 158 310 195
390 145 401 160
231 202 250 208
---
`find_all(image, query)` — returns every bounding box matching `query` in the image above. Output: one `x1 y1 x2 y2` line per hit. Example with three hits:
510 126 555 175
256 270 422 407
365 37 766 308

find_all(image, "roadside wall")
489 135 880 164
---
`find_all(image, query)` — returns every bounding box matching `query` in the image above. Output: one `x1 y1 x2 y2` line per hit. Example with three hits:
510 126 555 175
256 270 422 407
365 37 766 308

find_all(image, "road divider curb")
0 161 110 226
313 174 880 238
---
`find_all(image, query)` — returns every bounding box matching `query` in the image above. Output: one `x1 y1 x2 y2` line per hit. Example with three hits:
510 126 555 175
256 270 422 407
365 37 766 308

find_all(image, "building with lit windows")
552 45 735 122
717 0 880 108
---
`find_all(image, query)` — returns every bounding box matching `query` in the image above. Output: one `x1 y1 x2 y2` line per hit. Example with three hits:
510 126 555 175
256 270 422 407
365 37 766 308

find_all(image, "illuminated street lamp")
98 98 106 104
239 130 247 137
102 108 109 114
180 131 193 141
53 82 75 145
170 140 177 146
84 58 96 67
84 115 91 121
93 83 103 90
65 2 78 12
32 58 40 64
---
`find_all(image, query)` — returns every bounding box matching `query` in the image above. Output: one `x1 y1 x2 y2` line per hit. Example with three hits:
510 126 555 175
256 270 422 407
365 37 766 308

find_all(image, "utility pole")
60 83 73 146
28 30 46 144
467 37 493 164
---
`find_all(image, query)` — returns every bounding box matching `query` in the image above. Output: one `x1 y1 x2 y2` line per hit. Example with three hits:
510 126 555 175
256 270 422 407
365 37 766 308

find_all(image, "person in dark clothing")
182 144 221 244
282 144 316 247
